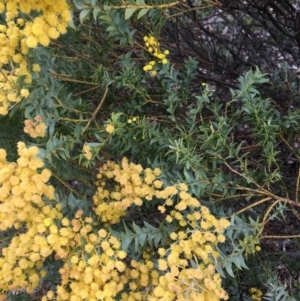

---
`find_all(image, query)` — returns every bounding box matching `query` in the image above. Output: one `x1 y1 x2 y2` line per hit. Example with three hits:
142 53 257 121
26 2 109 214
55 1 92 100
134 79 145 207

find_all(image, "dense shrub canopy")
1 1 300 301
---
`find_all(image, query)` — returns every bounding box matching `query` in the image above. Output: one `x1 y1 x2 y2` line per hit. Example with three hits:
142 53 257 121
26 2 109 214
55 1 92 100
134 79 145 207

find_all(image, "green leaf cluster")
2 0 300 300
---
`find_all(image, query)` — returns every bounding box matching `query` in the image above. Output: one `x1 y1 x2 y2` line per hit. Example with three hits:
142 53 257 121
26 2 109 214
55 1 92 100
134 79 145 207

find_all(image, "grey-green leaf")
79 8 92 23
121 233 132 251
125 8 137 20
137 8 148 19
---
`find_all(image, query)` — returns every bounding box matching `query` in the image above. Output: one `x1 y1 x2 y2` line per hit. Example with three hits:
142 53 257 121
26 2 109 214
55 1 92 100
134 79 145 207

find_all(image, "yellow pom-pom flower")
142 34 170 76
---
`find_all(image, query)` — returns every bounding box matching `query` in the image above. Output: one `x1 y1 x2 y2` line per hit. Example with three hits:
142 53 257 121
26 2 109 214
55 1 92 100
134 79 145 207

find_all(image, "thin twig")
73 85 101 97
296 165 300 202
279 133 300 160
212 193 250 202
166 4 218 19
82 86 109 134
261 199 280 228
51 173 83 198
51 73 99 86
110 2 180 9
262 234 300 239
223 160 261 189
235 197 272 215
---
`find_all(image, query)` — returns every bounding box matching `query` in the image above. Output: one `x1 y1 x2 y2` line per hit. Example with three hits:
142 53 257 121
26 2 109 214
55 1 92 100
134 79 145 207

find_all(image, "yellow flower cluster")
0 153 230 301
243 234 261 255
105 124 115 134
23 115 47 138
42 214 128 301
128 117 137 124
255 245 261 252
119 256 161 301
93 158 162 226
0 146 128 300
249 287 263 301
0 0 70 115
93 158 230 300
82 144 93 160
0 142 57 295
142 187 230 301
0 70 21 115
143 35 169 76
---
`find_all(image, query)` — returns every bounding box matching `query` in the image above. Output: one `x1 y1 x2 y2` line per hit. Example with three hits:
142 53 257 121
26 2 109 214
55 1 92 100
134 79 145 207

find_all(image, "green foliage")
113 220 173 254
2 0 300 300
263 275 296 301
